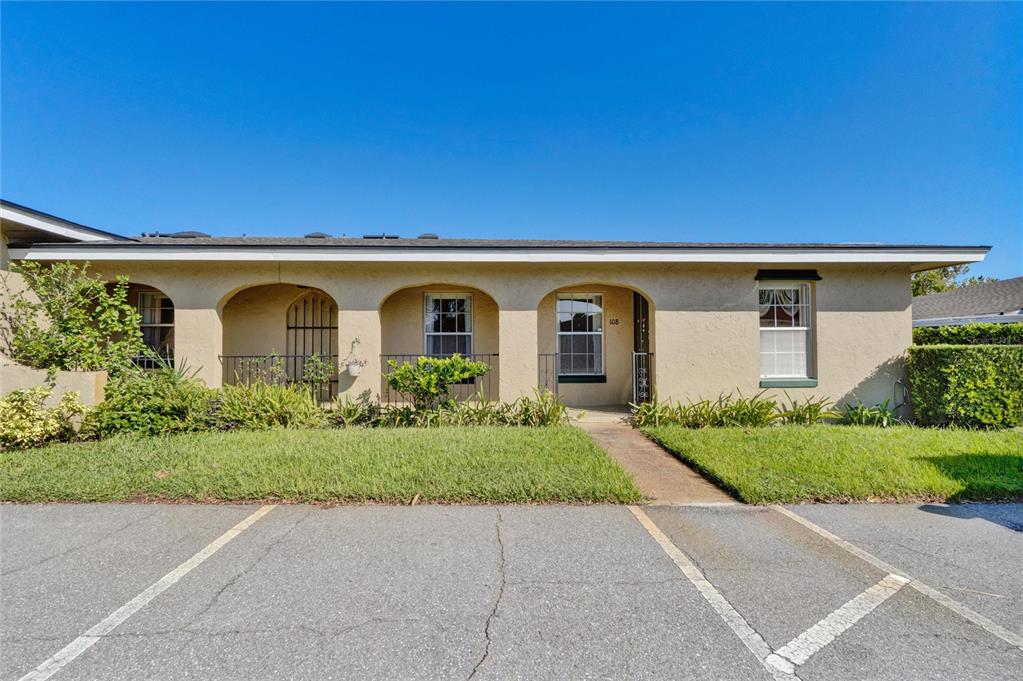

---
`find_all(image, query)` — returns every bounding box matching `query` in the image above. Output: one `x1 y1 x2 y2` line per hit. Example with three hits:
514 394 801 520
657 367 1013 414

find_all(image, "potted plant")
342 337 366 377
346 358 367 377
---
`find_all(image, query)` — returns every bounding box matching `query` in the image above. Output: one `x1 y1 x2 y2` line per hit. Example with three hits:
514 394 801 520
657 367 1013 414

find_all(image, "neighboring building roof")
913 277 1023 327
0 200 133 243
1 199 991 268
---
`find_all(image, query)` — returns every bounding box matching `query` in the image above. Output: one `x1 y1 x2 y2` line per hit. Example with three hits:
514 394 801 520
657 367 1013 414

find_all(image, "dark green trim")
756 269 822 281
759 378 818 388
558 375 607 384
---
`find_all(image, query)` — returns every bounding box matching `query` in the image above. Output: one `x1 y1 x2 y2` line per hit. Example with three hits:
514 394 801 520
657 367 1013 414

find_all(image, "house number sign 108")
609 318 620 325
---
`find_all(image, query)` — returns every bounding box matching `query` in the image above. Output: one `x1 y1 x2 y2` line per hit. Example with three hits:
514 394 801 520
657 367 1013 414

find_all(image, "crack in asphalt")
1 508 161 577
182 510 310 629
467 508 506 681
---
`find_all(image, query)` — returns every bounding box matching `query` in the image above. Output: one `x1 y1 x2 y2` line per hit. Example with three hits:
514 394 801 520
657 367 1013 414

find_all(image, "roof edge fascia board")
7 245 991 266
0 201 132 242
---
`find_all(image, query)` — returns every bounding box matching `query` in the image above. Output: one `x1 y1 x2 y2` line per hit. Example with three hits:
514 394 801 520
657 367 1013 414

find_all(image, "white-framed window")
759 283 813 378
424 293 472 355
137 291 174 355
557 293 604 376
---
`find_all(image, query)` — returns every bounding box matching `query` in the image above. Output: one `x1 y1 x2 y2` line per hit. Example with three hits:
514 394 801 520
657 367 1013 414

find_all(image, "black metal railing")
632 352 654 403
538 353 559 396
219 354 339 402
380 354 499 404
537 352 656 403
131 351 175 370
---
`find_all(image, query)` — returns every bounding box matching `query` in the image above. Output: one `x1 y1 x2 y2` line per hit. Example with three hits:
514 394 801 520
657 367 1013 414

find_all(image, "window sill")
759 378 818 388
558 375 607 384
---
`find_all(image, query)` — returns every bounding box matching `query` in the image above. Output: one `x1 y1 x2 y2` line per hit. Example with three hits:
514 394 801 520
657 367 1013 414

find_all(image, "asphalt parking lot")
2 502 1021 680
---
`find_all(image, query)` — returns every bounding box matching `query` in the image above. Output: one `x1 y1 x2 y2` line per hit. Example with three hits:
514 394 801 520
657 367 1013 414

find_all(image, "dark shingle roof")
108 235 992 250
913 277 1023 322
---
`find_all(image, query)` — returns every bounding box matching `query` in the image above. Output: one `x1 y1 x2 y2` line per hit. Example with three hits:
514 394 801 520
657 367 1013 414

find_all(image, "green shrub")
631 392 778 428
842 399 898 427
327 389 568 428
1 262 146 373
908 345 1023 428
508 389 570 427
385 355 490 409
777 393 839 425
214 381 327 429
913 322 1023 346
81 364 217 438
0 387 87 450
328 391 379 428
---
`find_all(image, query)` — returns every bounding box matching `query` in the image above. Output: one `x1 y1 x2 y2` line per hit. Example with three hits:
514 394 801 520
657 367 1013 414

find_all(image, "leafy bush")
81 363 217 438
0 387 87 450
842 399 898 428
913 323 1023 346
300 353 337 387
776 393 839 425
507 389 571 427
328 391 379 428
908 344 1023 428
214 381 327 429
631 392 778 428
385 355 490 409
0 262 146 373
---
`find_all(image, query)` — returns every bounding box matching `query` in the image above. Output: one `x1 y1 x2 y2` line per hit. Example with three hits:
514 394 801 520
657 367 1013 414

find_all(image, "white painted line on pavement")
767 573 908 672
18 504 277 681
772 505 1023 653
628 506 800 681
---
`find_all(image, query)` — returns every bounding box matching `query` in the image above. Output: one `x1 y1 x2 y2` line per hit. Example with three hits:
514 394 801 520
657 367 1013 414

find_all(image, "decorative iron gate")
286 291 339 400
632 292 654 403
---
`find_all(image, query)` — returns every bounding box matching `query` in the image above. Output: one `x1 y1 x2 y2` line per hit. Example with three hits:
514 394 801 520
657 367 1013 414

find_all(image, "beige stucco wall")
0 360 108 407
68 260 911 408
222 284 324 357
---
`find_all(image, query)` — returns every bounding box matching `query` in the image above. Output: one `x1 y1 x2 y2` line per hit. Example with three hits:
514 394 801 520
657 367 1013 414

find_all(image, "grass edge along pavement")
642 424 1023 504
0 426 642 504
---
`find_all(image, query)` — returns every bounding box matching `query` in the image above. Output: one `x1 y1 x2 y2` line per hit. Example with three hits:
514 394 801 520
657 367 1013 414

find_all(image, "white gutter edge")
6 246 990 265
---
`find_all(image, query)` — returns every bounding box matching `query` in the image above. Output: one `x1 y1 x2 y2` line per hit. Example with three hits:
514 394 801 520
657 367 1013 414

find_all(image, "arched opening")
220 284 339 401
537 283 655 407
123 283 175 368
378 283 500 402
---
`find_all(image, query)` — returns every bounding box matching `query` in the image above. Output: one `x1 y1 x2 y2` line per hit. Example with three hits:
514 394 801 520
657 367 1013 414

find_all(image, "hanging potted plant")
341 337 367 376
346 358 367 377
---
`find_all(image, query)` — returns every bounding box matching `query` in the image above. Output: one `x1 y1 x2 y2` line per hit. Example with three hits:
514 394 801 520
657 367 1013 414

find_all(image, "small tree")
385 354 490 409
911 265 995 297
0 261 146 373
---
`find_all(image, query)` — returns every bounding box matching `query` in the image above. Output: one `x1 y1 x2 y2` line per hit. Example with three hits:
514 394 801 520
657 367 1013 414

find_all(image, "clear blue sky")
2 2 1020 278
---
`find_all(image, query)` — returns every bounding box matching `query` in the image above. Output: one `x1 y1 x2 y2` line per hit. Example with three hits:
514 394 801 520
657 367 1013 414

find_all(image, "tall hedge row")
907 344 1023 428
912 322 1023 346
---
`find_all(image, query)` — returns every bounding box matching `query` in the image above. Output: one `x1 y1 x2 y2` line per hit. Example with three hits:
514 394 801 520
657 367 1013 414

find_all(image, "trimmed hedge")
913 322 1023 346
908 344 1023 428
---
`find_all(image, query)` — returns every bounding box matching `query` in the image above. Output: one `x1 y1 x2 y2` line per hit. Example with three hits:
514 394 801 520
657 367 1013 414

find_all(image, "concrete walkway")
574 408 735 505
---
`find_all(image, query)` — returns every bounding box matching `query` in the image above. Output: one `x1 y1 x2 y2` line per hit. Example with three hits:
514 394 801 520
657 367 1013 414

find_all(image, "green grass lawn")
642 425 1023 504
1 426 641 504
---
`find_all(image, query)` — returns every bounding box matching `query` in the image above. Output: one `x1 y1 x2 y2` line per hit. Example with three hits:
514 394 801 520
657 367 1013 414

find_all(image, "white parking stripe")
772 505 1023 652
767 574 908 671
628 506 800 681
18 504 277 681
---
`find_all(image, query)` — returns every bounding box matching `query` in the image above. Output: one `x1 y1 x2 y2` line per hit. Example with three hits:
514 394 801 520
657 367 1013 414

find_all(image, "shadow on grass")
916 453 1023 507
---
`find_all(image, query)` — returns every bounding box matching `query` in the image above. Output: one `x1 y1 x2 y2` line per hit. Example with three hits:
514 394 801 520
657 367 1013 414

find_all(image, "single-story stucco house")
1 200 990 408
